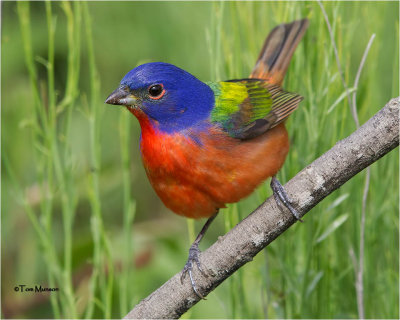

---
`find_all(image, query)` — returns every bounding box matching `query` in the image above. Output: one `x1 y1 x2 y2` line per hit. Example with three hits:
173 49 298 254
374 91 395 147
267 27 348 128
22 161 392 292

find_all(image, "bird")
106 18 309 298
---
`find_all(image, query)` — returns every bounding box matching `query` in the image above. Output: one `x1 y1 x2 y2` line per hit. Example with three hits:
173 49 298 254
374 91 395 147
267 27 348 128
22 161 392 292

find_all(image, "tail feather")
250 19 309 86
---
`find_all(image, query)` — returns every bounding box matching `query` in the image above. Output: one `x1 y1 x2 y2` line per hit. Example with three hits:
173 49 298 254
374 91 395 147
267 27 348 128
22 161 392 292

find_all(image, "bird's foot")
180 243 207 299
270 176 303 222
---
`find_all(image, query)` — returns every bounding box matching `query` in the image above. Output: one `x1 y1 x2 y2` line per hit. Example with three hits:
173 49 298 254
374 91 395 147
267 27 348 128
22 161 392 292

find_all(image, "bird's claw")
180 244 207 299
271 176 303 222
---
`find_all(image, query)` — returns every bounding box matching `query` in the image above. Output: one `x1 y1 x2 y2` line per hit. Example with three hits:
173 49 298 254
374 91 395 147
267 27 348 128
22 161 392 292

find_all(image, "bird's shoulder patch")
208 79 302 139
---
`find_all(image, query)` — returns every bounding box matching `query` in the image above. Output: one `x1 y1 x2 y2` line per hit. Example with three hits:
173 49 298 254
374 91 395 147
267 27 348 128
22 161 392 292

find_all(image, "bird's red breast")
130 107 289 219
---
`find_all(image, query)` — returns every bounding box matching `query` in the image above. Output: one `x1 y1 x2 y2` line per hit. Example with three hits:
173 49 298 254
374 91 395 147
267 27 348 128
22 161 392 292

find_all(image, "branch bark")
125 97 399 319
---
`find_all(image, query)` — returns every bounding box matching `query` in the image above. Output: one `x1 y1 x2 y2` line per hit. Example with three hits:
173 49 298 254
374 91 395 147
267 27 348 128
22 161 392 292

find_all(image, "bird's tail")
250 19 309 86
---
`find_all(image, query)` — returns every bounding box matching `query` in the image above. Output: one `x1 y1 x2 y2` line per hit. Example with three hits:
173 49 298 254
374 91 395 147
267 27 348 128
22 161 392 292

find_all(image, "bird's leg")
270 176 303 222
181 211 219 299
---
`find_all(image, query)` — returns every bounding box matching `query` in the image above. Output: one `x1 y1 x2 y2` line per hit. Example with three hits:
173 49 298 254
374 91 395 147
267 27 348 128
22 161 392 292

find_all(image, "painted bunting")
106 19 309 298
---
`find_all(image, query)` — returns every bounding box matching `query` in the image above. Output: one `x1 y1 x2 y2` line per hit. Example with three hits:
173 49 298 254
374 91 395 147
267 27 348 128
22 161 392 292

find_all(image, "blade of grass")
82 2 114 318
16 2 64 317
119 110 136 315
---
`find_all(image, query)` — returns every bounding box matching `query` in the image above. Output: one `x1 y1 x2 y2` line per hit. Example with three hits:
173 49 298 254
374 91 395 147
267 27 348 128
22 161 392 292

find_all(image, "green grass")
2 1 398 319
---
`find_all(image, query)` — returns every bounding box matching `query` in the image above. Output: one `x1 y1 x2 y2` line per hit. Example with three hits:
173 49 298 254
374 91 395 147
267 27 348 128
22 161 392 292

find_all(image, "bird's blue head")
105 62 215 133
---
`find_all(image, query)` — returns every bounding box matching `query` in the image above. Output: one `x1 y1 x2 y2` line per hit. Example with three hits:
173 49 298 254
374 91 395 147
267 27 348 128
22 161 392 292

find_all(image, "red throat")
126 106 156 135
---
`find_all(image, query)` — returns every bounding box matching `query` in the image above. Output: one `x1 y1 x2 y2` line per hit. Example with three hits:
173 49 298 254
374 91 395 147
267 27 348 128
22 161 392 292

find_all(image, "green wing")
208 79 302 139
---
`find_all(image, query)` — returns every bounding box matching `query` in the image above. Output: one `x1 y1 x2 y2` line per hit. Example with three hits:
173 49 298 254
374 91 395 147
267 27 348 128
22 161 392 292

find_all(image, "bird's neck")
127 106 213 160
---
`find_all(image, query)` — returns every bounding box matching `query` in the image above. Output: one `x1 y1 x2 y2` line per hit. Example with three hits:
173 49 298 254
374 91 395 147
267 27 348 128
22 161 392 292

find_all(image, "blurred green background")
2 1 399 319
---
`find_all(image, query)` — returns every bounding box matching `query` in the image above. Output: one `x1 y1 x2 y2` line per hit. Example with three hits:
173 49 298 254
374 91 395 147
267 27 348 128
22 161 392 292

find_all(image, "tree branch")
125 97 399 319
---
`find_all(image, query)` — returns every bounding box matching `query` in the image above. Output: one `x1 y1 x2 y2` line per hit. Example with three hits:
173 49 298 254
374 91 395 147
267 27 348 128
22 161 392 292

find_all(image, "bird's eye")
148 84 165 100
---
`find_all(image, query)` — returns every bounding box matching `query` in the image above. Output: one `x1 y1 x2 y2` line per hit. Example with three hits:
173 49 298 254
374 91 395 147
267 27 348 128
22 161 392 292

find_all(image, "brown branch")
125 97 399 319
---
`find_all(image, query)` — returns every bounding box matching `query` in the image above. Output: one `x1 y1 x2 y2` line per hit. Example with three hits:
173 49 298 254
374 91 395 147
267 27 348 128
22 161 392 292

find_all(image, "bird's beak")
105 86 138 106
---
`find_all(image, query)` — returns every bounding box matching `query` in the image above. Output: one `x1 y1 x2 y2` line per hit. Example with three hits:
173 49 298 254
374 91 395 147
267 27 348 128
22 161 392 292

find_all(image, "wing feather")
209 79 302 139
